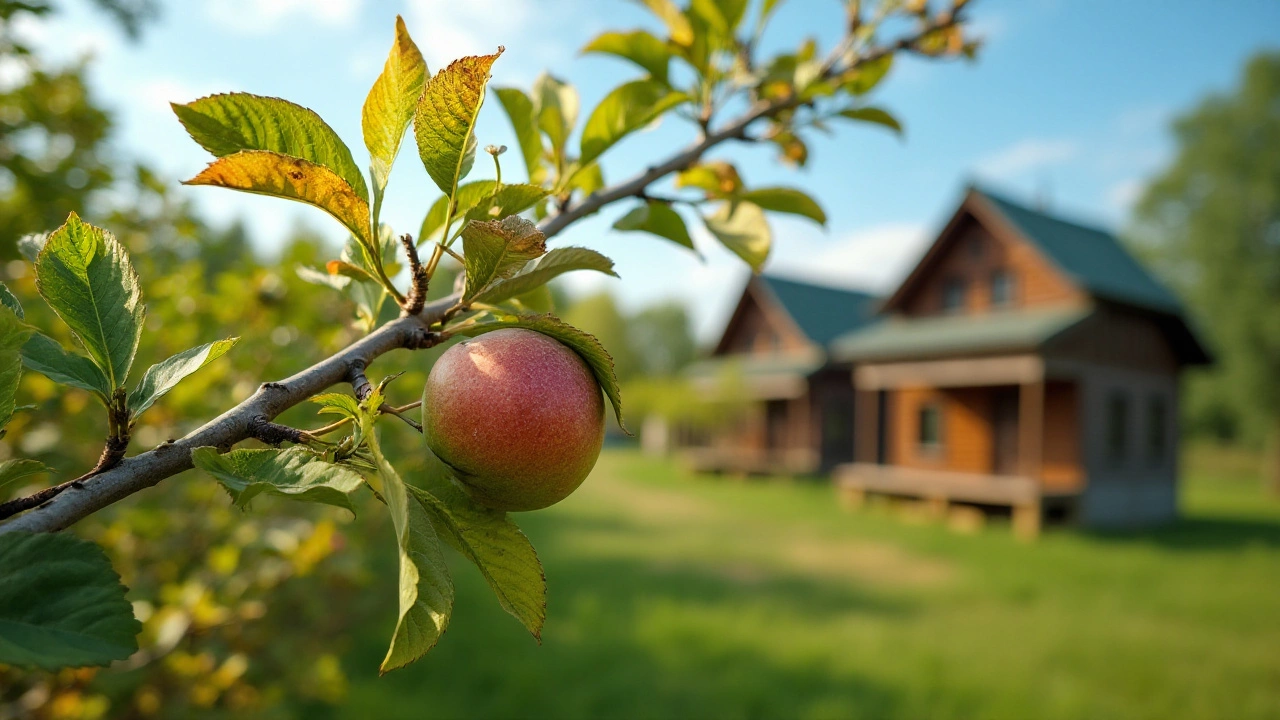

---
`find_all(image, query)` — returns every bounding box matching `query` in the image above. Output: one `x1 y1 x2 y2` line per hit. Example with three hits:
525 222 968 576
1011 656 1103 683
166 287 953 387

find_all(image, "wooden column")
856 389 879 464
1019 380 1045 480
1016 379 1045 540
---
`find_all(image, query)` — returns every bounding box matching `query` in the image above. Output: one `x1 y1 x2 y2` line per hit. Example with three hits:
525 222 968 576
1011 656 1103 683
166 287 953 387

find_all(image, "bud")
485 144 508 156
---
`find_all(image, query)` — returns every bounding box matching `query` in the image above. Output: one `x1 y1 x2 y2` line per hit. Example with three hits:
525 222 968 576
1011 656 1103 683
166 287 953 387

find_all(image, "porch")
834 352 1086 537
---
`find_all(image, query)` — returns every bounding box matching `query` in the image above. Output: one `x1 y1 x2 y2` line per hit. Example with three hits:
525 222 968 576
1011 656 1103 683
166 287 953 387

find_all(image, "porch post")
1016 379 1045 539
856 389 879 464
1018 379 1045 479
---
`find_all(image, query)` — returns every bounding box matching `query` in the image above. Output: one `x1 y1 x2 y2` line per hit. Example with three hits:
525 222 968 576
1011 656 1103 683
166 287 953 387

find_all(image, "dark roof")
758 275 878 348
975 187 1185 314
832 307 1092 362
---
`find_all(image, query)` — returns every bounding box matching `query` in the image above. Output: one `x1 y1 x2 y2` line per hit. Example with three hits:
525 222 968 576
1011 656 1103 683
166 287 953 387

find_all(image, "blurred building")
684 186 1210 535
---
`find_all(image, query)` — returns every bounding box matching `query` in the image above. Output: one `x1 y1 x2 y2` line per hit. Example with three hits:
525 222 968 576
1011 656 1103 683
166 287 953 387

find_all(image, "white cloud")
768 222 932 295
203 0 363 36
974 138 1079 180
403 0 594 81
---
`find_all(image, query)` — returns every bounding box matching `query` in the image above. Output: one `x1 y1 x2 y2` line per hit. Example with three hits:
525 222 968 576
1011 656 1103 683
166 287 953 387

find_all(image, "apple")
422 328 605 511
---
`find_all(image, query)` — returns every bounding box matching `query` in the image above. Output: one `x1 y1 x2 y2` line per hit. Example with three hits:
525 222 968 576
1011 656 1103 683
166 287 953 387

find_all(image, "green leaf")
408 454 545 638
461 216 547 301
0 459 48 491
0 532 140 669
741 187 827 226
494 87 546 185
579 80 689 166
533 73 578 158
172 93 369 202
843 53 893 95
636 0 694 46
581 30 672 83
362 15 427 201
0 281 23 319
34 213 144 389
420 180 497 244
838 106 903 135
311 392 362 422
466 184 551 225
191 446 365 515
705 200 772 272
297 264 351 292
21 333 111 399
128 337 237 419
452 313 626 431
356 396 453 673
473 247 617 306
675 161 743 198
414 51 502 197
0 307 33 430
184 150 373 245
612 201 697 253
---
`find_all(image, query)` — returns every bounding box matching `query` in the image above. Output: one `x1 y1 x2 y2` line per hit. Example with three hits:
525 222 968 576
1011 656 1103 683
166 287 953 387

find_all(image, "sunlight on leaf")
613 201 698 253
472 247 617 306
461 216 548 301
705 200 771 272
128 337 237 418
363 15 427 202
34 213 144 390
415 51 503 197
184 151 373 246
172 93 369 202
191 446 364 515
579 80 689 166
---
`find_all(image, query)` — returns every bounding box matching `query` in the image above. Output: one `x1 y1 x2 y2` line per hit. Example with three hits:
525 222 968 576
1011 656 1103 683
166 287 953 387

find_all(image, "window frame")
941 277 967 313
1105 391 1130 467
917 402 943 454
989 269 1015 308
1146 394 1169 467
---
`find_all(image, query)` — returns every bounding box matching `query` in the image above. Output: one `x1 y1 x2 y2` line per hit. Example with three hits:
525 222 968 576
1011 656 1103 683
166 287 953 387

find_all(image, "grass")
337 445 1280 720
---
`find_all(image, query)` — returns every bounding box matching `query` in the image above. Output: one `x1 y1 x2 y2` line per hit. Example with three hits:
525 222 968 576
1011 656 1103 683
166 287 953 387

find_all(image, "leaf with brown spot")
414 51 502 197
460 216 547 302
184 151 371 245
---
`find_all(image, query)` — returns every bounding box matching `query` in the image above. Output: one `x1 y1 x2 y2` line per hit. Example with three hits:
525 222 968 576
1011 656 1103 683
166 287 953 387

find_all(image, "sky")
11 0 1280 340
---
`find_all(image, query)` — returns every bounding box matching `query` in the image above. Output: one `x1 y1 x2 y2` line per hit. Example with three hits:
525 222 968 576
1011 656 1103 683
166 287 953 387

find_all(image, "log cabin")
831 187 1210 535
682 275 877 475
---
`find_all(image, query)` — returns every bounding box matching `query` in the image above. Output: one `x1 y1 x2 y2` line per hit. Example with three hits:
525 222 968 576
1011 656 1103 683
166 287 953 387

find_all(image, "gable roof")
832 306 1092 362
755 275 878 348
973 188 1184 314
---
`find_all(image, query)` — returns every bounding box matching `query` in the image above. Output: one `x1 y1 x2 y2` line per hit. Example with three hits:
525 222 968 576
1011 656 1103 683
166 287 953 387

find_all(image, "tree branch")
0 7 968 535
0 295 455 535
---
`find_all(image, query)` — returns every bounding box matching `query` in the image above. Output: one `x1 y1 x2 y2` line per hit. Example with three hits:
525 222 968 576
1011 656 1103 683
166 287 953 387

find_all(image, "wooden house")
682 275 877 475
831 187 1210 534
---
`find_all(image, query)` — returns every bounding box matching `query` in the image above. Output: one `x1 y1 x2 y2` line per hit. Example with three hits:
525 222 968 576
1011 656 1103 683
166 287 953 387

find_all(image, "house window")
941 278 966 313
1106 392 1129 466
990 270 1015 307
918 403 942 451
1147 395 1168 466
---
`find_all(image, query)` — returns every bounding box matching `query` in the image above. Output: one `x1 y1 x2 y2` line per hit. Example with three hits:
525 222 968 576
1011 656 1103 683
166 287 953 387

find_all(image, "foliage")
1131 51 1280 487
0 0 979 711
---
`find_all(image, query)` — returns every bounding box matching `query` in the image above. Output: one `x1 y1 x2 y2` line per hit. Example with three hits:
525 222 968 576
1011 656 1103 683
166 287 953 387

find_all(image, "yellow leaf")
185 151 371 245
414 50 503 197
362 15 427 197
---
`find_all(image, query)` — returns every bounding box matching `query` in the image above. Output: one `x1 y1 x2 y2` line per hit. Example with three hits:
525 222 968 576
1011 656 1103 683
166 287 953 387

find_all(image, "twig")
399 234 429 315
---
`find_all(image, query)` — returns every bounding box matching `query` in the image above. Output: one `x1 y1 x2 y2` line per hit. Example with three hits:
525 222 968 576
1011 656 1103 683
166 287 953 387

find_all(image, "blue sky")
14 0 1280 339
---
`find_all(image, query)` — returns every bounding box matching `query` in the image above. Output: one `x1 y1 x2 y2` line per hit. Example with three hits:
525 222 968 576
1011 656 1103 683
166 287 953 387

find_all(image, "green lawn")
339 446 1280 720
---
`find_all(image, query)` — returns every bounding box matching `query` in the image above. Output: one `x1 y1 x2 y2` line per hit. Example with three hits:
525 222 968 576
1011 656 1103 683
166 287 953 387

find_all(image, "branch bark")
0 296 453 535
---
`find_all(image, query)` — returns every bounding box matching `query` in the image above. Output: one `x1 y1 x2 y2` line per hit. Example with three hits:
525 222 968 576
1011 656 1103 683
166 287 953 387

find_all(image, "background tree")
1132 51 1280 492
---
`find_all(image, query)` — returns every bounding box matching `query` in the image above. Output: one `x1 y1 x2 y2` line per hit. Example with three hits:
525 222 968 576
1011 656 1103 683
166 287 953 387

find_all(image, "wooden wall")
1041 380 1083 491
716 284 810 356
886 386 995 474
897 216 1087 317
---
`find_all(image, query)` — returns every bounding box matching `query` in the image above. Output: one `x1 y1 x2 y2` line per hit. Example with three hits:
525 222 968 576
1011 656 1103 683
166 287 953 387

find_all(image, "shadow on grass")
335 511 914 720
1086 515 1280 551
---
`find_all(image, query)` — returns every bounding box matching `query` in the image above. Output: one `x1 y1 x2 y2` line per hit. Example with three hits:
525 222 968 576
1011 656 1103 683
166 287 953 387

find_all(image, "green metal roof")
977 188 1184 314
758 275 878 348
831 306 1093 362
685 351 826 379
